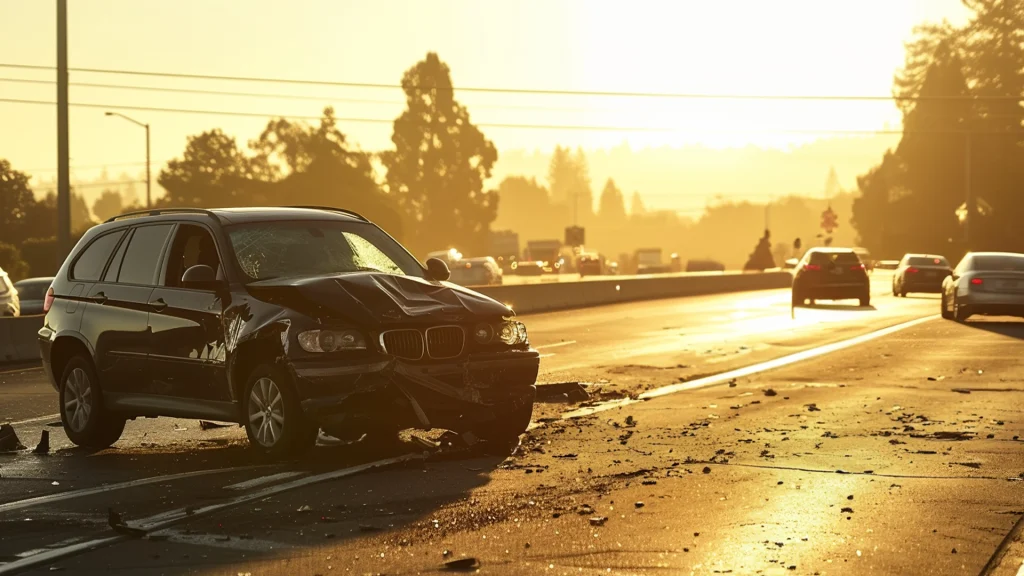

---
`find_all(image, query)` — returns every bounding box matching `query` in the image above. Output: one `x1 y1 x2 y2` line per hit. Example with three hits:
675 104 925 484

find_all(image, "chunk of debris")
107 508 146 538
0 424 26 452
840 507 853 513
589 516 608 526
536 382 590 403
198 420 230 430
954 462 982 469
634 501 645 509
952 389 971 395
33 430 50 454
642 480 657 486
702 466 712 474
443 557 480 571
296 505 312 513
625 415 636 427
728 379 738 388
805 403 821 412
358 524 382 533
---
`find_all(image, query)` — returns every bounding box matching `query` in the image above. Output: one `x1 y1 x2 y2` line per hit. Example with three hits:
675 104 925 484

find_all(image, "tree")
92 189 124 222
630 192 647 216
547 146 574 206
571 147 594 224
598 178 627 226
158 129 256 207
0 159 35 245
382 53 499 255
0 242 28 280
852 151 903 256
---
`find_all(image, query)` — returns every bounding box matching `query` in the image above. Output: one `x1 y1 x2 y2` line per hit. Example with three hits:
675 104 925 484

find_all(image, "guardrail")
0 271 792 365
477 270 792 314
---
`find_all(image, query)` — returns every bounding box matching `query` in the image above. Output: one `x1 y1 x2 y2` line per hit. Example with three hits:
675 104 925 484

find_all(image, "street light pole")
56 0 70 265
104 111 151 207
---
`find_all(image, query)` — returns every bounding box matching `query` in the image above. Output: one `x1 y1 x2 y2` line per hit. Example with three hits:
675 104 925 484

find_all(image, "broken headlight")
297 329 366 353
497 321 528 346
473 323 495 343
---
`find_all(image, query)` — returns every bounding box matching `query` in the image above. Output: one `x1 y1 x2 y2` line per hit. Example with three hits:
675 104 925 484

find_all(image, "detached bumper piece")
292 351 539 436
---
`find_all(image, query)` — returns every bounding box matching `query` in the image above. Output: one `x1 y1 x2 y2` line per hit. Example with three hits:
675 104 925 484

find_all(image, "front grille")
380 329 424 360
426 326 465 359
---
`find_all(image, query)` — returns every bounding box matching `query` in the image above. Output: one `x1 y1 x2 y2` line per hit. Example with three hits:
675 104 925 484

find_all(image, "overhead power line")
3 62 1023 102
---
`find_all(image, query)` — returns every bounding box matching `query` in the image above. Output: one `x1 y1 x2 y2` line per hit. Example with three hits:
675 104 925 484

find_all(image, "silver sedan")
941 252 1024 322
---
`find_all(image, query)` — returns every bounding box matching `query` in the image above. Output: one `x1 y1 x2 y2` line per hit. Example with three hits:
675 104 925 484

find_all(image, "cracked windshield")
2 1 1024 575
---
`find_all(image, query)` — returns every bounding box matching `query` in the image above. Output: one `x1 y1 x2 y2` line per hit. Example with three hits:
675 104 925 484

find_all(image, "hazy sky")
0 0 969 202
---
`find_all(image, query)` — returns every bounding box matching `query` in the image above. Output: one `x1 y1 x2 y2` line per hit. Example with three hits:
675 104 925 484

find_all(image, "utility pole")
964 132 973 250
56 0 71 265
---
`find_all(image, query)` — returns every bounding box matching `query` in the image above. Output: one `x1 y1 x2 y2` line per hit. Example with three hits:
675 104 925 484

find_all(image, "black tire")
940 293 954 320
59 355 125 449
474 403 533 446
954 297 971 323
243 364 318 459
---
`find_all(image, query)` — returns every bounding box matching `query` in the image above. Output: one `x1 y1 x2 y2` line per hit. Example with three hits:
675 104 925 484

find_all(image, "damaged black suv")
39 207 538 458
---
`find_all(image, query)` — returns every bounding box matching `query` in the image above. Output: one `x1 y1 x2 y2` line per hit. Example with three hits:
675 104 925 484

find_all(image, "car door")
79 225 171 397
146 223 232 408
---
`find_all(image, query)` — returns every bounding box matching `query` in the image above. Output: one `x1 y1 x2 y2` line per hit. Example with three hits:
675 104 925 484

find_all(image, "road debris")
841 507 853 513
0 424 26 452
32 430 49 454
443 557 480 571
296 505 312 513
198 420 231 430
634 502 645 509
536 382 590 403
107 508 146 538
764 389 778 397
702 466 712 474
589 516 608 526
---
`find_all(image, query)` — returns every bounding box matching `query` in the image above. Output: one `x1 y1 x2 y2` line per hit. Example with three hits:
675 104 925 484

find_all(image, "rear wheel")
244 364 318 459
954 296 971 323
59 355 125 449
860 290 871 307
940 293 954 320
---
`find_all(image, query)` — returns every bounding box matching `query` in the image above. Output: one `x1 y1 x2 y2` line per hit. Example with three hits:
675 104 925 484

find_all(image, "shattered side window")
227 221 424 281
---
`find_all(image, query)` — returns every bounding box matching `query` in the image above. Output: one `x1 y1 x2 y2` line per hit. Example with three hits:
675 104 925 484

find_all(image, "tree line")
852 0 1024 258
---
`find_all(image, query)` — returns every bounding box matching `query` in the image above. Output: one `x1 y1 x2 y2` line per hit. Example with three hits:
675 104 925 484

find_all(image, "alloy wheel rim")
248 377 285 448
64 367 93 433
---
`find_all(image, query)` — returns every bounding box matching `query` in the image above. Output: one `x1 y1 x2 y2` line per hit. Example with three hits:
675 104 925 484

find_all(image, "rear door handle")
89 292 107 304
148 298 167 311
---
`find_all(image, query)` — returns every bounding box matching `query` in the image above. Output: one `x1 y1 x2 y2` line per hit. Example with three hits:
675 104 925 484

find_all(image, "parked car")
941 251 1024 322
13 277 54 316
892 254 951 296
39 207 538 458
0 267 19 317
449 256 503 286
791 247 871 307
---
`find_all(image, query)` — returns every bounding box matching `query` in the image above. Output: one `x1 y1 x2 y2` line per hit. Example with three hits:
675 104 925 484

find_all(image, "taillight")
804 264 821 271
970 278 983 285
850 264 865 271
907 267 919 274
43 286 54 313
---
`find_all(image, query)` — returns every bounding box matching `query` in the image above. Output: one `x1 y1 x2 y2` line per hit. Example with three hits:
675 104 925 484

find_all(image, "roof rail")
104 208 220 223
282 206 369 222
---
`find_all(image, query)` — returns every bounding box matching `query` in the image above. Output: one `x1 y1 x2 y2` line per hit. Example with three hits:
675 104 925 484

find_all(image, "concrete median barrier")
477 270 793 315
0 315 43 364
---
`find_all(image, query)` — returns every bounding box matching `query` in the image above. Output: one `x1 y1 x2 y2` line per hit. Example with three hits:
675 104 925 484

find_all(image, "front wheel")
59 355 125 449
473 404 534 447
244 364 317 459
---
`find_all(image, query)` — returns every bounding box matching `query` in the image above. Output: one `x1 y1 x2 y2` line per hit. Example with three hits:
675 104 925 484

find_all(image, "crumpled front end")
290 350 539 438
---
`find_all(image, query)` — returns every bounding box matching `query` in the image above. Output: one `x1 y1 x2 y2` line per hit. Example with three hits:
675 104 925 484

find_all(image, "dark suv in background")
39 207 539 458
791 247 871 307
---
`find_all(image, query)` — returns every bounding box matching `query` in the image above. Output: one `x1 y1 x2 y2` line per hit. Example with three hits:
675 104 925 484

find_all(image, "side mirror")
181 264 220 291
426 258 451 282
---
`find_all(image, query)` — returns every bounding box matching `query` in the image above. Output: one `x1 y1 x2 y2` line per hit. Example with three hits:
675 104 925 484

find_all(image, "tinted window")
103 232 131 282
117 225 173 285
809 251 860 265
972 255 1024 272
13 280 52 300
908 256 949 267
71 231 125 281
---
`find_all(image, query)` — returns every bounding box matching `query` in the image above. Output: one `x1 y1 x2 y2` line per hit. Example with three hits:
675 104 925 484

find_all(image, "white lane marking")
1015 558 1024 576
0 453 423 575
562 315 939 419
0 465 272 514
5 413 60 426
538 353 556 359
150 529 293 551
534 340 577 350
222 470 305 491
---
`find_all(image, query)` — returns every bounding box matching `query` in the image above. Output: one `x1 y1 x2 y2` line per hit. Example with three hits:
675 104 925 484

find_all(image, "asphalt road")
2 271 1022 575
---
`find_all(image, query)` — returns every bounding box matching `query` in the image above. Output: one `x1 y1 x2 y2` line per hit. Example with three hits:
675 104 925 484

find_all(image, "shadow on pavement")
962 318 1024 340
796 303 878 311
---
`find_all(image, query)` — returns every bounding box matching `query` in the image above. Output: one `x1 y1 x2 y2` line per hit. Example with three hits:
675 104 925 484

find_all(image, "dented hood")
246 272 512 326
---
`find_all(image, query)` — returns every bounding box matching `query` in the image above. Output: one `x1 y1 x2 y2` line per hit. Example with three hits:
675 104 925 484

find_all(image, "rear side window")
103 233 131 282
71 230 125 281
117 224 174 285
809 251 860 265
973 255 1024 272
